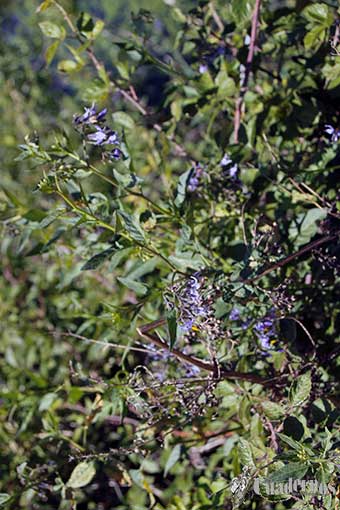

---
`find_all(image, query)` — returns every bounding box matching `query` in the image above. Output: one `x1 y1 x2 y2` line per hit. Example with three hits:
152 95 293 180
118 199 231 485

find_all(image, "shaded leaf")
117 276 148 296
81 247 115 270
164 444 181 476
167 310 177 350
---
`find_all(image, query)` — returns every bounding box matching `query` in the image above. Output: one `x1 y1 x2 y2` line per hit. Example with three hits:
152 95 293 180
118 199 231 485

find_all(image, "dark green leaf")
268 462 309 482
167 310 177 350
81 248 115 270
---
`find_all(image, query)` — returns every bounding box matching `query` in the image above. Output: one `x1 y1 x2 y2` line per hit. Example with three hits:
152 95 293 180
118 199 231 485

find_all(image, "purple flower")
87 128 107 146
74 104 107 127
220 154 233 166
199 64 208 74
229 308 240 321
258 334 271 350
187 177 199 192
229 164 238 179
106 131 119 145
254 316 277 351
325 124 340 142
220 154 238 178
109 148 123 160
179 274 209 331
187 164 205 193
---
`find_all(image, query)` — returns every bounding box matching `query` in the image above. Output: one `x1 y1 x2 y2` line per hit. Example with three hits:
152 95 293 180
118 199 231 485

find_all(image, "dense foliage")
1 1 339 509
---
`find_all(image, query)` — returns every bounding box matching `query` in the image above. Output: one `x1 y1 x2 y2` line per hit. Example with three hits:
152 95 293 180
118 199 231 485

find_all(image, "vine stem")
233 0 262 143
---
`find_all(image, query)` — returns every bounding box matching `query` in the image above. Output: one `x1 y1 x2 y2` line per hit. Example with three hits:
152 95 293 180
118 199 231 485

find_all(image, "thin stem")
244 233 338 283
66 151 172 216
54 178 182 273
234 0 262 143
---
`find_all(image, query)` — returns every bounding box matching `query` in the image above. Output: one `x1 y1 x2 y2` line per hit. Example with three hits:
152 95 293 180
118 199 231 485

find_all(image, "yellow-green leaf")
67 461 96 489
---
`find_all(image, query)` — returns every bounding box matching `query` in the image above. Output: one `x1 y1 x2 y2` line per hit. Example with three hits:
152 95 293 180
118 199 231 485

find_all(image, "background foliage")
0 0 339 509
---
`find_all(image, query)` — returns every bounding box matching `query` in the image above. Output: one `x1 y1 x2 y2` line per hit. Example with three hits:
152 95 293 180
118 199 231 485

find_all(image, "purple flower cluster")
180 274 209 331
187 164 205 193
73 104 122 160
254 315 277 350
229 307 278 351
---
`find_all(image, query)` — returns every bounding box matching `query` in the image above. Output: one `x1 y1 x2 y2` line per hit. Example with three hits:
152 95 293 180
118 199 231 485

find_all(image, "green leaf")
302 3 332 25
290 371 312 406
215 70 236 97
39 392 57 412
167 310 177 350
81 247 115 270
174 168 192 208
231 0 254 22
39 21 65 39
45 40 60 66
2 186 24 207
261 401 286 420
268 462 309 482
82 80 109 103
67 461 96 489
0 494 11 506
112 111 135 130
164 444 181 476
117 277 148 296
289 208 327 247
113 170 141 189
168 252 204 271
118 210 146 243
322 62 340 90
36 0 52 12
91 19 105 40
277 433 305 452
238 438 255 468
304 26 326 50
58 60 79 73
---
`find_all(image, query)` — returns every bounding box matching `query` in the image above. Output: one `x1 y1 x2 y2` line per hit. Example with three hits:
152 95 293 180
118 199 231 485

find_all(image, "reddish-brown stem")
137 319 273 385
243 233 337 283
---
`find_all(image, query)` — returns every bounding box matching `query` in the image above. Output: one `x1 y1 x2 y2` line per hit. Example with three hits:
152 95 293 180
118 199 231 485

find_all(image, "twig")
60 331 157 355
244 233 338 283
285 316 316 354
137 319 275 386
233 0 262 143
265 419 279 452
